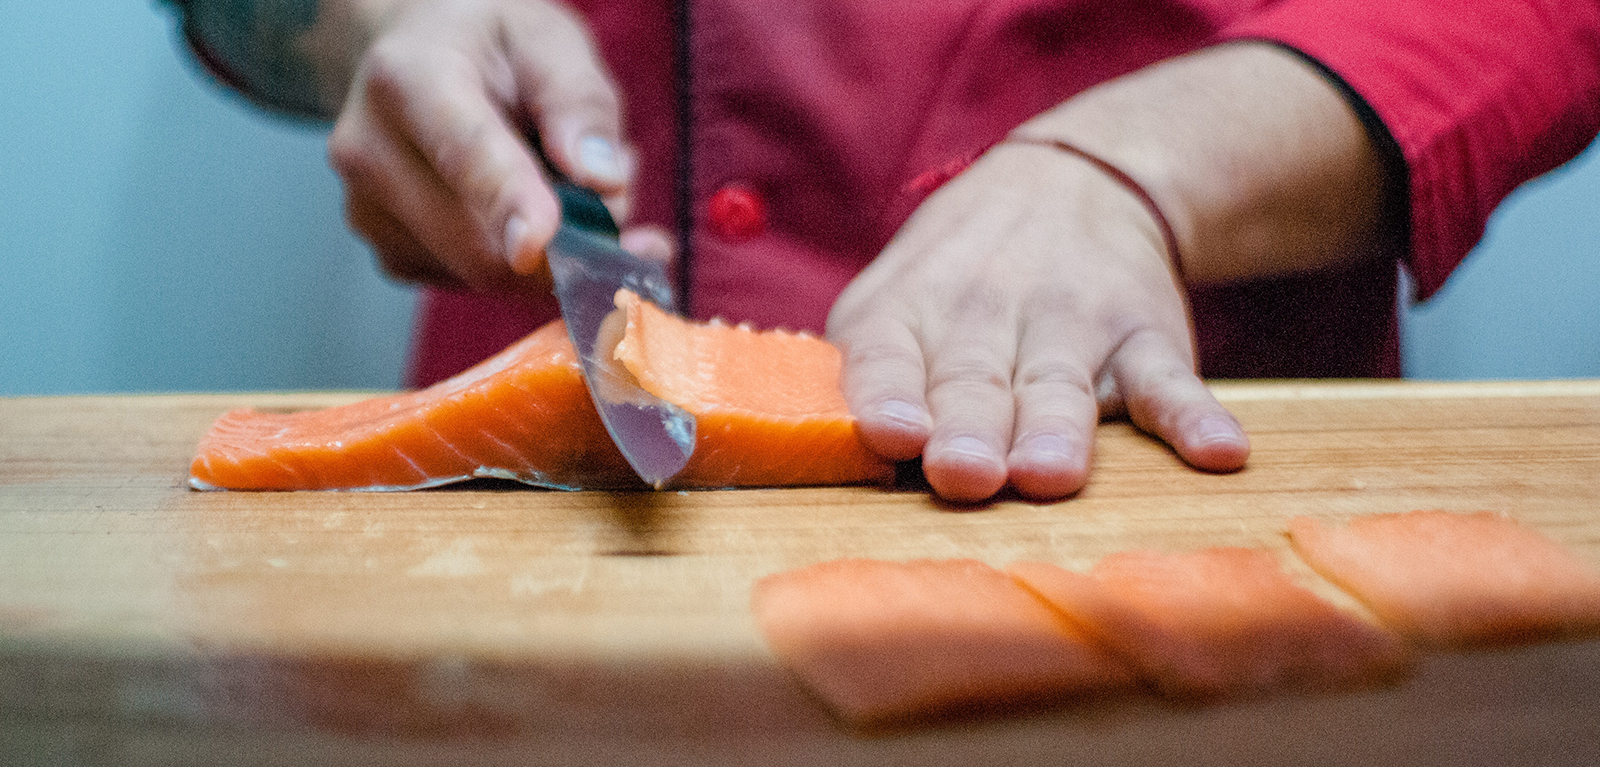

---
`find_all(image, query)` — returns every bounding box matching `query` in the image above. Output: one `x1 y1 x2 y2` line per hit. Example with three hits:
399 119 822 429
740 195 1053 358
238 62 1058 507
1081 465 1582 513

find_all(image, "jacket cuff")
1217 0 1600 300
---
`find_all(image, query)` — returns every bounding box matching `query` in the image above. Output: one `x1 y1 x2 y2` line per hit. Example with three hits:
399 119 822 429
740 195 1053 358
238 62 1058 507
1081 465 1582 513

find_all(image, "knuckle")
927 354 1010 395
326 121 372 181
939 281 1008 324
838 342 924 398
841 339 921 372
1013 357 1096 399
546 75 621 122
1027 289 1098 328
1118 327 1194 384
355 42 412 107
824 295 882 335
1020 282 1079 311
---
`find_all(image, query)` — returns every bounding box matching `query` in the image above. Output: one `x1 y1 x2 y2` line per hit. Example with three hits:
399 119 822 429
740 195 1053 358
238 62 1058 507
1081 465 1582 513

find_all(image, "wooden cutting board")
3 380 1599 766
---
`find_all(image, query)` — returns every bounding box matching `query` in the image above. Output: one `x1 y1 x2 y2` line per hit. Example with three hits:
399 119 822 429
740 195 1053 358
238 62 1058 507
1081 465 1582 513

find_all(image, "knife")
545 180 697 489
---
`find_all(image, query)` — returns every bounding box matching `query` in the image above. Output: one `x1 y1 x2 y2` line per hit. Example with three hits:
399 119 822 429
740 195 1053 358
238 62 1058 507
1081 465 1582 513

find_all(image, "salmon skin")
189 290 895 491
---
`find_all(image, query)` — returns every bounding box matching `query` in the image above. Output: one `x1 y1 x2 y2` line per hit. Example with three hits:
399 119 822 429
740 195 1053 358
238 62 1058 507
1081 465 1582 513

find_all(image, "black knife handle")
552 181 621 239
524 128 622 239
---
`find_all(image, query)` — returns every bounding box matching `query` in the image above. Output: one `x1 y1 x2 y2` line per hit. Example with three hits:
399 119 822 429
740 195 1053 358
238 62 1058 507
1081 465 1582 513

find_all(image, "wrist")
1012 42 1387 284
1000 135 1185 281
1009 87 1203 285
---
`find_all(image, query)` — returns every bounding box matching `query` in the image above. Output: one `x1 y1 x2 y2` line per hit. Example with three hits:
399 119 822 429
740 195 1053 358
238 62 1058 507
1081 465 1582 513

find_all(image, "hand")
326 0 669 292
827 141 1250 503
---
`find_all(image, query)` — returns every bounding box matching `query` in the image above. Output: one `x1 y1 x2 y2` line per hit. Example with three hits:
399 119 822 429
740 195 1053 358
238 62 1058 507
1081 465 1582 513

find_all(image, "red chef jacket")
401 0 1600 387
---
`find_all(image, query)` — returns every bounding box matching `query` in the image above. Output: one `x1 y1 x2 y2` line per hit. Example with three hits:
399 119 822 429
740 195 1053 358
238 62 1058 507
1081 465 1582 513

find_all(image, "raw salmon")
1009 548 1414 701
189 290 894 491
615 290 893 487
1287 510 1600 649
750 558 1136 729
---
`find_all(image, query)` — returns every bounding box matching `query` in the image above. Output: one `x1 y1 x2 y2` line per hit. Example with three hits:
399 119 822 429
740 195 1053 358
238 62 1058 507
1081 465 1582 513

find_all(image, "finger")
1005 310 1103 500
828 309 933 463
330 105 531 292
1110 328 1250 472
918 296 1016 504
601 183 636 229
344 192 467 290
358 36 562 276
620 225 674 264
501 5 632 194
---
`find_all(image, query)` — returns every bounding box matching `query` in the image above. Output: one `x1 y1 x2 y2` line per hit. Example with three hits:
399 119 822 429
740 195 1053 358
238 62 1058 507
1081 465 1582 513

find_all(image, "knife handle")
552 181 621 239
524 128 623 240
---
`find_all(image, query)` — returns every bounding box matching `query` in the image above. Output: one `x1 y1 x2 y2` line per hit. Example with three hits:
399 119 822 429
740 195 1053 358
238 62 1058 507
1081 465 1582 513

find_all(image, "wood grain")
3 381 1599 765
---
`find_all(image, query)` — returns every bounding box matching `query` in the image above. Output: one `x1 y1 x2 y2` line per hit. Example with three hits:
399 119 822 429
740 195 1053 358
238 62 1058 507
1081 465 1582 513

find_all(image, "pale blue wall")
1401 147 1600 379
2 1 415 395
2 3 1597 395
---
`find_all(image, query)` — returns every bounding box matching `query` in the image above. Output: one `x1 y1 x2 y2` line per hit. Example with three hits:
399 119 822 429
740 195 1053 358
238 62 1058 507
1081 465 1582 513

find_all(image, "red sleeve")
1217 0 1600 299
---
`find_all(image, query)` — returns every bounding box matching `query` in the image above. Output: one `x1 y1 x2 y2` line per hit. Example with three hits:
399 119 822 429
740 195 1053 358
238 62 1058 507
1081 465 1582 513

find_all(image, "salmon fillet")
1287 510 1600 649
615 289 893 488
751 558 1136 729
1010 548 1414 701
189 290 894 491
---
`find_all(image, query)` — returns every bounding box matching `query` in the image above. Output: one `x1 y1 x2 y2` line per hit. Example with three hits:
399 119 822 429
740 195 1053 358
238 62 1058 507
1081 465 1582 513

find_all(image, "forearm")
164 0 400 119
1012 41 1392 285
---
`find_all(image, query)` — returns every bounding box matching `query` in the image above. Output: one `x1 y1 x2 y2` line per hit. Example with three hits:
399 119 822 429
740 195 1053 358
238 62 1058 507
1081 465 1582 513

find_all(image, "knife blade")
545 181 697 489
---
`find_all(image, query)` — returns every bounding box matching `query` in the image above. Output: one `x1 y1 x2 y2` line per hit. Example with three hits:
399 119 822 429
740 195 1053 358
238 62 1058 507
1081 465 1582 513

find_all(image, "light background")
3 2 1597 395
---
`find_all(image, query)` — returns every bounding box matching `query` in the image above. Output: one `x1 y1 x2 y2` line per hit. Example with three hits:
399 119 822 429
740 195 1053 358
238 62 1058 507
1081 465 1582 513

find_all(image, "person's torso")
410 0 1399 386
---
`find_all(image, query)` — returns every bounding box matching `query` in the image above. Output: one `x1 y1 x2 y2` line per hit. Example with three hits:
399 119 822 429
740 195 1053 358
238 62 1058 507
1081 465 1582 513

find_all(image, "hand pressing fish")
188 290 894 491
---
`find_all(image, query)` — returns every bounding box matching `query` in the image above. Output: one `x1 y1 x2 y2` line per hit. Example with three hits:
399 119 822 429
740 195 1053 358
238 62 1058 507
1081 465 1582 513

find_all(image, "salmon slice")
614 292 892 488
189 291 894 491
750 558 1136 729
1287 510 1600 649
1009 548 1414 701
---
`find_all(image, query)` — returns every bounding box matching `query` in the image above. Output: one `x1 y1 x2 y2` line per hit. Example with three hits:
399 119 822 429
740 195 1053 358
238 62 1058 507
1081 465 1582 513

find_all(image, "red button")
707 183 767 242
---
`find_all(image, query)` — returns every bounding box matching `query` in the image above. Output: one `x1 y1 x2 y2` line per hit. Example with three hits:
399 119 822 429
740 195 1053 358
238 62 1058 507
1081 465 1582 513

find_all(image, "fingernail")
1196 414 1243 445
1019 434 1074 462
874 399 929 431
504 215 530 265
942 436 999 464
577 133 624 183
